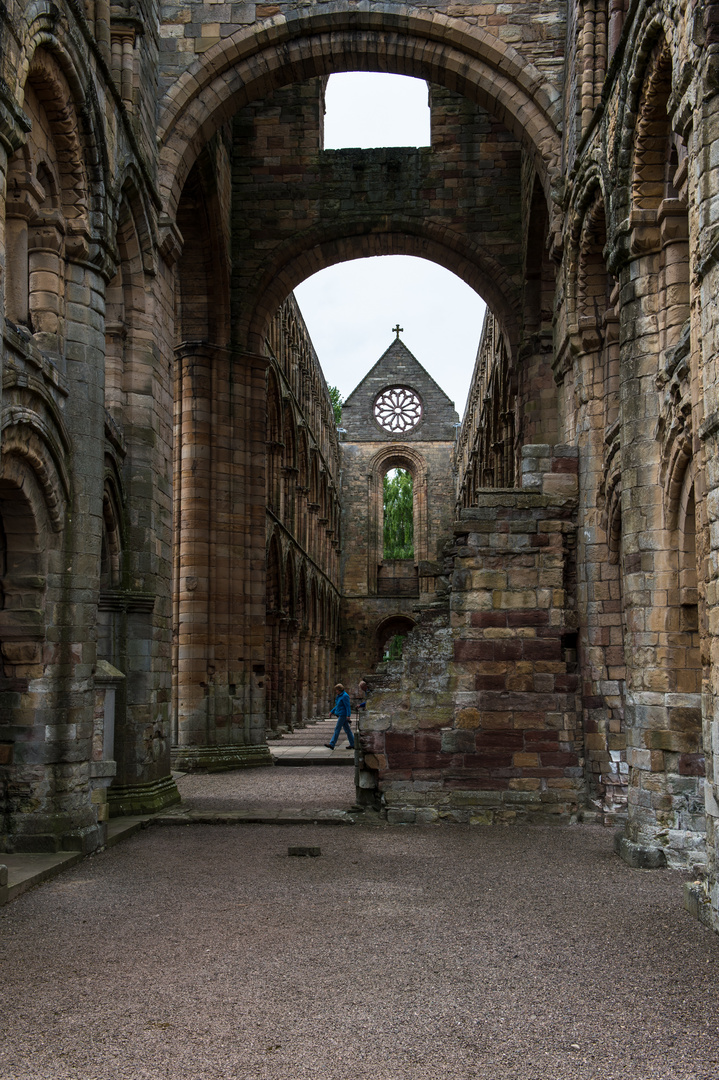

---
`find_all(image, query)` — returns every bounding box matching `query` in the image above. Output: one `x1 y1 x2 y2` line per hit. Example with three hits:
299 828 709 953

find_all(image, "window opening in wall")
383 634 406 661
383 468 413 559
323 73 430 149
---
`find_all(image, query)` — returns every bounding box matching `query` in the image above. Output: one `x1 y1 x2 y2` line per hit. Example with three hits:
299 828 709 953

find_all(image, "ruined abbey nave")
1 0 719 934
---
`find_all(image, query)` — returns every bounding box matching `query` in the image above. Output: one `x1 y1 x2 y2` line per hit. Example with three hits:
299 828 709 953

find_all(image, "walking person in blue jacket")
325 683 354 750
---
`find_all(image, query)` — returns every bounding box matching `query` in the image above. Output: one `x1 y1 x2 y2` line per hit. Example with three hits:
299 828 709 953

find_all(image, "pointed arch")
266 531 283 616
284 549 297 622
297 564 309 632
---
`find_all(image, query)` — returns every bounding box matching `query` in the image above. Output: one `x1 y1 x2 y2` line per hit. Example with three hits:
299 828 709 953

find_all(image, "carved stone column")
172 345 271 770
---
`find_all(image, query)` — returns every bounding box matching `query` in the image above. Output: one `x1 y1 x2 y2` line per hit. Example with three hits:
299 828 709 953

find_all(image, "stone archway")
157 5 562 224
376 614 416 664
161 4 564 781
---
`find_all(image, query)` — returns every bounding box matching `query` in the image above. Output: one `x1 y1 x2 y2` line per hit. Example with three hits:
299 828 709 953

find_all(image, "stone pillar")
692 68 719 930
278 618 289 731
517 337 559 448
106 272 180 817
310 632 320 717
267 616 280 736
319 637 328 718
614 219 703 871
560 316 628 824
287 619 299 728
172 345 271 770
34 256 110 852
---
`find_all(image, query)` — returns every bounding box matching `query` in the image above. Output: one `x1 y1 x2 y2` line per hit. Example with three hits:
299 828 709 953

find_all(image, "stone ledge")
153 808 355 826
170 744 272 772
683 880 713 928
108 775 181 817
457 491 578 516
613 831 667 869
271 745 354 765
2 850 83 905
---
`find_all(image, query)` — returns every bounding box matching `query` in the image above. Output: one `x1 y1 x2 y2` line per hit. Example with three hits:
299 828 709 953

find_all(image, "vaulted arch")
158 7 562 225
242 222 519 355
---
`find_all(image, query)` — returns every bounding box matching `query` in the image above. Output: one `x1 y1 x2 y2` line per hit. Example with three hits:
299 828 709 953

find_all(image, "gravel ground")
176 765 355 812
1 823 718 1080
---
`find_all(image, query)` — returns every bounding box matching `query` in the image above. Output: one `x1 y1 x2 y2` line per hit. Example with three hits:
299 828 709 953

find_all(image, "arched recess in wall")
665 451 704 766
282 406 297 535
174 151 230 347
518 174 557 449
308 452 321 563
100 471 124 593
375 614 417 664
631 33 694 666
296 563 309 723
0 469 47 687
570 180 627 816
264 532 283 734
5 47 93 357
367 446 427 597
105 182 152 418
157 7 561 214
272 547 295 733
0 414 67 750
97 468 126 672
171 144 235 743
266 369 283 517
297 429 310 552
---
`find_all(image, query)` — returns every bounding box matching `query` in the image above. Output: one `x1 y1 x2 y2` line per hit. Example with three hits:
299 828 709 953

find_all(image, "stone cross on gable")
393 324 403 339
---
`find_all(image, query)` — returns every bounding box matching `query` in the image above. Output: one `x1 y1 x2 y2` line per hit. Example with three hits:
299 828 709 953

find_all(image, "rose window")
374 387 423 434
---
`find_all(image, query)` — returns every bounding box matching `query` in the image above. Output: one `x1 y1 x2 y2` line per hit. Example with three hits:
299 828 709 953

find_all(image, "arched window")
376 615 416 664
383 468 414 559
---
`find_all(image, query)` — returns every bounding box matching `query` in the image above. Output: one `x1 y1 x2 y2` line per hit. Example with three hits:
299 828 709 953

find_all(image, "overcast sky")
293 73 487 418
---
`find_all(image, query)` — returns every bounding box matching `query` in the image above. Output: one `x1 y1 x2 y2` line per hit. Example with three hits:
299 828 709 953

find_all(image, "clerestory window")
323 73 430 150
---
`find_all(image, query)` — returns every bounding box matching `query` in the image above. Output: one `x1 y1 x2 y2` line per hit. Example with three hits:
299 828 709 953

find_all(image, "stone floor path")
268 716 358 764
274 715 357 745
2 822 719 1080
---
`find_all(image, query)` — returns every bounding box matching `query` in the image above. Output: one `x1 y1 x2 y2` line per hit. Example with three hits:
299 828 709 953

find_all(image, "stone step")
153 807 356 826
270 746 355 765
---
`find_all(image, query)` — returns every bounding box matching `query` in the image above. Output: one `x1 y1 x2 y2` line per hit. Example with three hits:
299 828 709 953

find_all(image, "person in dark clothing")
356 677 368 720
325 683 354 750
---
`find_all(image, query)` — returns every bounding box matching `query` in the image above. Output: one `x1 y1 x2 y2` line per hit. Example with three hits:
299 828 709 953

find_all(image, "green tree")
328 385 343 425
384 634 406 661
383 468 414 559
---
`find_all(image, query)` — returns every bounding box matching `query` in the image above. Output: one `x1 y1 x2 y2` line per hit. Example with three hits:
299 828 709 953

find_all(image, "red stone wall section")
359 456 580 824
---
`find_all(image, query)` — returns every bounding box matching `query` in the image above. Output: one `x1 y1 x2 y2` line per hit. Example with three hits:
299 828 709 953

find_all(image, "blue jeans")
329 715 354 749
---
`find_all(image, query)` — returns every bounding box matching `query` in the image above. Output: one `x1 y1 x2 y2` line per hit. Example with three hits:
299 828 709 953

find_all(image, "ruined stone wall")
156 0 568 99
339 436 456 693
0 0 180 849
359 452 581 822
551 5 709 887
227 74 524 348
2 0 719 941
264 294 342 732
455 312 516 499
338 335 458 697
